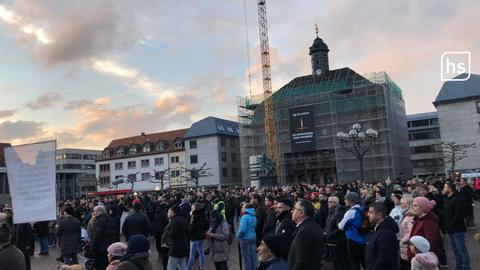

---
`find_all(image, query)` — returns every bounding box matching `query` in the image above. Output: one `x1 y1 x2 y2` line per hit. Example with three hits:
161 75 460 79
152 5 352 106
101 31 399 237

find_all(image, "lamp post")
336 123 378 182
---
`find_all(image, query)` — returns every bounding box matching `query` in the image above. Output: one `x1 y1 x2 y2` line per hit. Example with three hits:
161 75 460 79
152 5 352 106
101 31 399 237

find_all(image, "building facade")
407 112 444 178
0 143 11 204
434 73 480 174
238 35 412 186
183 117 242 187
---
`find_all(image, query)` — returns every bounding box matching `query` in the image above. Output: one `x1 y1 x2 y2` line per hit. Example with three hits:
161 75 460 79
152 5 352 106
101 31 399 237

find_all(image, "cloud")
94 97 111 106
0 109 17 118
25 92 63 110
0 120 44 141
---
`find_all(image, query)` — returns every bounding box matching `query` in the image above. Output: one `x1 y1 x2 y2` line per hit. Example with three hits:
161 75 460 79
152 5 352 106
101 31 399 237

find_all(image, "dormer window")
174 142 183 149
130 147 137 154
103 151 110 157
143 145 150 153
156 142 165 151
117 150 124 156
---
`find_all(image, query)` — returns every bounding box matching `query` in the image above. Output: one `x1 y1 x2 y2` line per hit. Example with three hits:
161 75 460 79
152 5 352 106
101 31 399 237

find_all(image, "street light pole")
336 123 378 182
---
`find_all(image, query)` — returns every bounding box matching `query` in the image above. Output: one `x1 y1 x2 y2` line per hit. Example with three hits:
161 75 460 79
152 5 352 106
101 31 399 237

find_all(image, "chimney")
141 132 146 137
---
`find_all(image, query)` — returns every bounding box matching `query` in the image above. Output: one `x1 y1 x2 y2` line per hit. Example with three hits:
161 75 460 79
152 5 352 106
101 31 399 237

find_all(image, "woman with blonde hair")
399 196 415 270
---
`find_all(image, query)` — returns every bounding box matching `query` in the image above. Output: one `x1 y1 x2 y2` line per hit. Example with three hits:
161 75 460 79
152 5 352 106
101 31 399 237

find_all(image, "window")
155 157 164 166
143 145 151 153
221 152 227 162
155 171 165 180
99 176 110 186
231 153 237 163
99 164 110 172
115 162 123 170
230 138 236 148
408 129 440 141
83 154 98 160
63 164 83 169
115 175 123 180
410 119 430 128
130 147 137 154
84 164 95 170
174 142 183 149
477 101 480 113
232 168 238 177
103 151 110 157
141 159 150 168
128 174 136 181
189 140 197 149
65 153 82 159
220 137 226 147
127 161 136 169
156 142 165 151
411 145 434 154
117 150 124 156
56 164 62 170
170 156 179 163
190 155 198 164
222 167 228 177
171 170 180 177
141 172 150 181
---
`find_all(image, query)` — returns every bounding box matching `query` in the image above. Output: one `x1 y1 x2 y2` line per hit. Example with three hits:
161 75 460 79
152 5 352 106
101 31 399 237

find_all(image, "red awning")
87 189 132 197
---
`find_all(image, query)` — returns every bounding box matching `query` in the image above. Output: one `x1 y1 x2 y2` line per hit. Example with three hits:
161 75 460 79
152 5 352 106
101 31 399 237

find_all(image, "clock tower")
309 24 329 76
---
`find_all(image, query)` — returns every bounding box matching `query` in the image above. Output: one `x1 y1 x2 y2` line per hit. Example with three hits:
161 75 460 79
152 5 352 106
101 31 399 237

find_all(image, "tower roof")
434 73 480 106
309 37 329 54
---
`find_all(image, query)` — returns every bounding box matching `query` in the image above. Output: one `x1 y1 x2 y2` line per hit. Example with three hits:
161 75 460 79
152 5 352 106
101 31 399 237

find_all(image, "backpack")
354 208 370 235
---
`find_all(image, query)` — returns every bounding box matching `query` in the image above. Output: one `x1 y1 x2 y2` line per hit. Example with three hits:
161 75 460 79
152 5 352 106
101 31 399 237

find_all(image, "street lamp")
336 123 378 182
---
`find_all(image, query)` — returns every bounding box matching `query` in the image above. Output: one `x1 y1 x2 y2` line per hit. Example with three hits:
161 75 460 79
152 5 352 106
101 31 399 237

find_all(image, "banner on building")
4 140 57 224
289 106 316 153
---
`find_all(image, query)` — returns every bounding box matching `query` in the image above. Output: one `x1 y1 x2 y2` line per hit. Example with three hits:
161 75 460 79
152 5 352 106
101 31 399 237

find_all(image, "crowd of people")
0 176 479 270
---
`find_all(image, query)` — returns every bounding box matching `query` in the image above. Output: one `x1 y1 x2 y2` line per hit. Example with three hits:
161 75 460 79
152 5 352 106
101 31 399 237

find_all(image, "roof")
0 143 12 167
434 73 480 106
406 111 438 121
184 116 239 139
309 37 329 54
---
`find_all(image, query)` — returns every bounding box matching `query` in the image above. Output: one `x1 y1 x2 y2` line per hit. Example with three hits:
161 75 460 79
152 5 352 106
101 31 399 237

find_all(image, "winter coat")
15 223 33 251
263 206 277 237
57 215 82 255
90 214 119 255
106 259 121 270
122 210 152 241
237 207 257 240
444 192 466 233
408 212 443 262
34 220 50 238
255 204 266 244
116 252 153 270
399 211 414 260
325 205 347 245
389 205 403 228
257 257 288 270
275 211 294 236
338 204 368 245
287 218 325 270
411 252 439 270
0 244 26 270
189 208 208 241
365 216 400 270
209 221 230 262
459 185 474 214
166 215 189 258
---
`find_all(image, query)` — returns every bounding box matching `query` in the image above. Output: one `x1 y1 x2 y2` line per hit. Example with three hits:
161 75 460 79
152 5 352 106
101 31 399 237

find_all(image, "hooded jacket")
236 207 256 240
411 252 439 270
365 216 400 270
408 212 443 262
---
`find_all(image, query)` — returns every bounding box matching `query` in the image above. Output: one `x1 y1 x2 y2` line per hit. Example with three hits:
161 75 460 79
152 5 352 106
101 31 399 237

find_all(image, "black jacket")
57 215 82 255
34 221 49 238
444 192 466 233
275 212 295 236
287 218 325 270
365 216 400 270
459 185 474 212
166 215 189 258
153 204 168 236
325 205 346 245
189 208 208 241
15 223 33 251
90 214 118 255
122 211 152 241
263 206 277 237
255 204 267 245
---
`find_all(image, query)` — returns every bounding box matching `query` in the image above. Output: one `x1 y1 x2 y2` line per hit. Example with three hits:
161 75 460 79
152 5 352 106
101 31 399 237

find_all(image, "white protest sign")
4 140 57 224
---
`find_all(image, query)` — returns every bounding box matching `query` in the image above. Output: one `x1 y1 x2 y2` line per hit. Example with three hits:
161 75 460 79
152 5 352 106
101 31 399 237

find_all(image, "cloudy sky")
0 0 478 149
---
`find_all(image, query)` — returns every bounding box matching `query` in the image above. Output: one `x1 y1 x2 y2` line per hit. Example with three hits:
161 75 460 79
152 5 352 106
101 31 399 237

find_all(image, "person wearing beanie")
117 234 152 270
257 234 290 270
338 191 367 270
408 197 443 265
409 236 439 270
106 242 127 270
389 190 404 228
122 202 152 241
206 209 231 270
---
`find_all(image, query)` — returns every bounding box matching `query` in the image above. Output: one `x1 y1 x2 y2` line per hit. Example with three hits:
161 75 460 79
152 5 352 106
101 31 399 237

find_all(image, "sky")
0 0 478 149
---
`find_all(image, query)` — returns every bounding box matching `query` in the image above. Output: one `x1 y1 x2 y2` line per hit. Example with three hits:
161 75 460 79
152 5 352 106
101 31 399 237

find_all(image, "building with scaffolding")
238 35 412 185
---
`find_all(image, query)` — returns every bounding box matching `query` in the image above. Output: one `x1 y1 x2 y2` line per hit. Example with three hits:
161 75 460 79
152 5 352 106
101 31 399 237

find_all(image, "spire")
315 23 319 38
309 27 329 75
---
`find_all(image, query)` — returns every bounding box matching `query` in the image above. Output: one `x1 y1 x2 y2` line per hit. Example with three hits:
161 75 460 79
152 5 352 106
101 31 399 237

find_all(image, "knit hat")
263 234 292 259
126 234 150 254
410 235 430 253
107 242 128 257
344 192 360 204
413 197 436 212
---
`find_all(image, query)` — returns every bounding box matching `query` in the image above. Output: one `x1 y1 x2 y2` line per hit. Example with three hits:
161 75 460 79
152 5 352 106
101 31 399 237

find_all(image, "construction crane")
257 0 279 181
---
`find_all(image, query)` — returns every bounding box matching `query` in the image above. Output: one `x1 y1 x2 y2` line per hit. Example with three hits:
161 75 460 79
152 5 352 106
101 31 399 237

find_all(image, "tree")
179 163 213 190
149 168 171 191
442 141 476 175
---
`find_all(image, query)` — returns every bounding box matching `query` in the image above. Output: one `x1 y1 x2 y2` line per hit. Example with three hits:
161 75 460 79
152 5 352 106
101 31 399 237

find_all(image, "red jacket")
408 211 443 261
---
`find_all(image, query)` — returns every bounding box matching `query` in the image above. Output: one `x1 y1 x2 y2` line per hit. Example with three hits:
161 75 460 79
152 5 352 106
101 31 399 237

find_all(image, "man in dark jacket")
90 205 119 270
0 222 26 270
251 193 266 246
15 222 32 270
153 200 169 264
274 198 295 236
263 195 277 237
365 202 399 270
443 181 471 270
117 234 153 270
122 202 152 241
34 220 50 255
459 178 475 228
325 196 348 270
165 205 189 269
58 206 81 265
287 199 325 270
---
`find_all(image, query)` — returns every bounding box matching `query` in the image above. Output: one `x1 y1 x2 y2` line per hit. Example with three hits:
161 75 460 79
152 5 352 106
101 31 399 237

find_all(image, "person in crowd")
443 181 471 270
251 193 266 247
399 196 415 270
106 242 128 270
16 222 33 270
122 202 152 241
237 203 258 270
263 195 277 237
187 202 208 270
409 236 439 270
0 222 26 270
365 202 400 270
90 205 119 270
338 192 368 270
117 234 153 270
389 190 404 227
458 178 476 229
154 197 169 267
224 191 236 235
408 197 444 266
34 220 50 255
257 234 289 270
58 205 82 265
287 199 325 270
274 198 294 237
165 205 189 270
180 197 192 221
206 209 231 270
48 219 57 247
325 196 348 270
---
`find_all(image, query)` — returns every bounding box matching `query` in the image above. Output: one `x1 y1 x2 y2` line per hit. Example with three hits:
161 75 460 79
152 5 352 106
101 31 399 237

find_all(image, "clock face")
314 68 322 76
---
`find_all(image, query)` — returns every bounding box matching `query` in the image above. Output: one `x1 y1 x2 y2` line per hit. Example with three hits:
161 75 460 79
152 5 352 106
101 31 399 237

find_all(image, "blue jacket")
236 207 256 240
338 205 368 245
